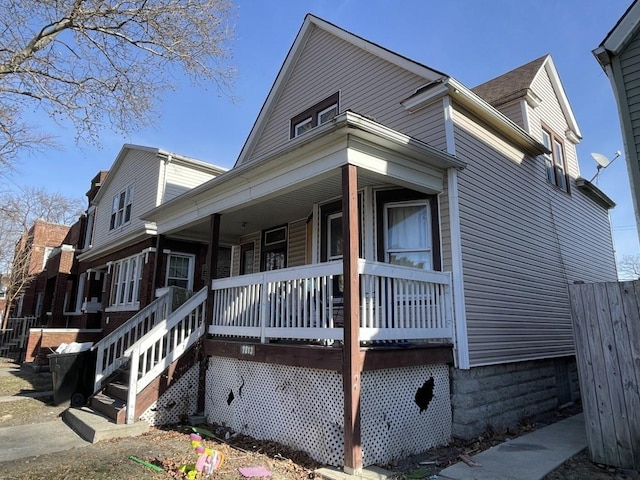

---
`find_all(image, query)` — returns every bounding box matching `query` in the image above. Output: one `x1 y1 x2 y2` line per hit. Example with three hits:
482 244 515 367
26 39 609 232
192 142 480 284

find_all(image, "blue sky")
10 0 639 266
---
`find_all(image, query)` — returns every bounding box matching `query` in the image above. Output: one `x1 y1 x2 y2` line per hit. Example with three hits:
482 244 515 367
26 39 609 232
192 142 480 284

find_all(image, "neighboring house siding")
92 150 161 250
527 69 580 179
619 31 640 177
245 27 446 163
163 163 217 203
453 105 574 366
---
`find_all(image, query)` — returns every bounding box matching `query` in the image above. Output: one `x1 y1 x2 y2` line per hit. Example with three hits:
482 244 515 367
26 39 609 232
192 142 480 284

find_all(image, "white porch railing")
93 288 176 393
124 287 207 424
210 260 453 343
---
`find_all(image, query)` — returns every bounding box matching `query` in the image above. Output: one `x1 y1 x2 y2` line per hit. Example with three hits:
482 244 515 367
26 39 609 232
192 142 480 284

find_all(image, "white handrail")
124 287 207 424
92 288 175 393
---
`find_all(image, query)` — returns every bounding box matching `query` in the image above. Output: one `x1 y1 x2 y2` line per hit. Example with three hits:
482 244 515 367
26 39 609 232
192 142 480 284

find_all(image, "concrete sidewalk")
317 414 586 480
438 414 587 480
0 419 89 463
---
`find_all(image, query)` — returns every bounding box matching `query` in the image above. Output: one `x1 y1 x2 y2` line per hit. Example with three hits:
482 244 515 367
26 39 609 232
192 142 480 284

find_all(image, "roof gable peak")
234 14 447 167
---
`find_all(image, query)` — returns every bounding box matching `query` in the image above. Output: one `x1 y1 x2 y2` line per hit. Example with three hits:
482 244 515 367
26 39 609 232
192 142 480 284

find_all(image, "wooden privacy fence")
568 280 640 470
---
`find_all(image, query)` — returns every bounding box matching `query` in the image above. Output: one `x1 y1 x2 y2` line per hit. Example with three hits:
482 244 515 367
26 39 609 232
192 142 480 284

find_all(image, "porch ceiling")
147 112 463 244
164 167 402 244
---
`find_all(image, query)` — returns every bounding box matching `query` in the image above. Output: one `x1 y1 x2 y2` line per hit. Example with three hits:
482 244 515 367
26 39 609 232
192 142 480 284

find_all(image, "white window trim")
165 253 195 291
293 117 312 137
42 246 54 271
106 253 144 310
317 103 338 124
327 211 343 261
110 184 135 230
383 200 433 270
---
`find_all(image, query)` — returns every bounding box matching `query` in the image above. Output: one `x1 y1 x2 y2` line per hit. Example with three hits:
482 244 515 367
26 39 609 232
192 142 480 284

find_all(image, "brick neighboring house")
8 219 72 323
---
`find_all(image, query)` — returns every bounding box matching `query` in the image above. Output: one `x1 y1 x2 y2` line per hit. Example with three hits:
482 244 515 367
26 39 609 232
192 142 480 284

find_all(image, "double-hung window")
109 253 144 308
542 128 569 193
166 254 194 290
290 92 339 138
384 201 432 270
110 184 135 230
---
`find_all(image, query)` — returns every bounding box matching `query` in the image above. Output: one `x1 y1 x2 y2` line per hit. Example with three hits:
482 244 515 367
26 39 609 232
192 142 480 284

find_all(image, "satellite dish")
591 152 611 168
589 151 621 182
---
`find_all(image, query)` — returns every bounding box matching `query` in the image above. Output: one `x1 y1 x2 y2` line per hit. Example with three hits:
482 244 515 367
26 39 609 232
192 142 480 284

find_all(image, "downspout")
443 96 470 369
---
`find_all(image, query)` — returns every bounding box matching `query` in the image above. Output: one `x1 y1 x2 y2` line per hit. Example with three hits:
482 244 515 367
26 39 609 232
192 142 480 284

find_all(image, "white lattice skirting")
140 364 200 426
205 357 451 467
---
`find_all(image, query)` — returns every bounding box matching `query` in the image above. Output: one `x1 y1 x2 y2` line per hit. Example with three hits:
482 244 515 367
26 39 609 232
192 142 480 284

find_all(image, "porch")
209 259 454 345
139 112 466 472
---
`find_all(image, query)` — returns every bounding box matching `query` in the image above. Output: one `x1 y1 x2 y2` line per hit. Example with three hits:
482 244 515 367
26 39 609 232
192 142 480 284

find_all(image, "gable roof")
92 144 226 205
472 56 547 107
472 55 582 142
234 14 447 167
594 0 640 62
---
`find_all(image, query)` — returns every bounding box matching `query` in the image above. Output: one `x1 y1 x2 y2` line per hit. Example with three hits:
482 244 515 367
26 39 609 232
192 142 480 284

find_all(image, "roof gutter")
401 77 550 156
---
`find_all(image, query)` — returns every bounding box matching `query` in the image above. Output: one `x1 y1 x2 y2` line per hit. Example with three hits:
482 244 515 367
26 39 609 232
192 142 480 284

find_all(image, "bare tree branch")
618 254 640 280
0 0 236 171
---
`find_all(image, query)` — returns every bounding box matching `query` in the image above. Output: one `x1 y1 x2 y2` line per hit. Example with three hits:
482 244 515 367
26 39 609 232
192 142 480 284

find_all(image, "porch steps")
62 406 149 443
91 390 127 425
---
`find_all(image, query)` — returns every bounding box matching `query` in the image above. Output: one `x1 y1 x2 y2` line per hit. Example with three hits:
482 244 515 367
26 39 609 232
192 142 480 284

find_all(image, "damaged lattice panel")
360 364 451 466
206 357 451 467
206 357 345 466
140 364 200 425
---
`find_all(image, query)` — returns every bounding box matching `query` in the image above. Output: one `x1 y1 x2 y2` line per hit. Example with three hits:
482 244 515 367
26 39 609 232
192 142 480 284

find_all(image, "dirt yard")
0 356 638 480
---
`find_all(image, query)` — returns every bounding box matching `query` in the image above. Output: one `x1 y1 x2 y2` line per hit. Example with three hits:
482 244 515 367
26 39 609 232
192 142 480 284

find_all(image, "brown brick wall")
24 328 103 364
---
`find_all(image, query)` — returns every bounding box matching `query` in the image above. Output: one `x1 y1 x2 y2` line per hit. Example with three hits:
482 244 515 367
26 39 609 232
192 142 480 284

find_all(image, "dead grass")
0 372 52 397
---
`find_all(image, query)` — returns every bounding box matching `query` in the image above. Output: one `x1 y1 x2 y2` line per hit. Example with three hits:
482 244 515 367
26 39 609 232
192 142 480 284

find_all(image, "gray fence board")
569 281 640 470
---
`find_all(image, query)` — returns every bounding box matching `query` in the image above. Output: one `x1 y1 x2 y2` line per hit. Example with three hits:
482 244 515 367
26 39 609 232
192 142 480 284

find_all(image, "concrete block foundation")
451 356 579 440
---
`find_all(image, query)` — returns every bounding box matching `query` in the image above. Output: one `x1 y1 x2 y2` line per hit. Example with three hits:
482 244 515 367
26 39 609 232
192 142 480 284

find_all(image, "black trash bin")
48 348 97 407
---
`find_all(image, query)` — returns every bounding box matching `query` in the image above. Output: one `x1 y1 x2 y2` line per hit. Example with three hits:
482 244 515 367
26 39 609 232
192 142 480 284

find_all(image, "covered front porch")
142 111 466 472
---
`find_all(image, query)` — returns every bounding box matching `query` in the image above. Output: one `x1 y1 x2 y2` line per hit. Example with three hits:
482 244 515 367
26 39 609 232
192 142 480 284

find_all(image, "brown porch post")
199 213 220 413
341 164 362 474
151 234 165 296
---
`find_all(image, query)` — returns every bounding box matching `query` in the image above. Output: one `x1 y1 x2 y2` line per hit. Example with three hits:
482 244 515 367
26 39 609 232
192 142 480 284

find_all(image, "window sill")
105 303 140 313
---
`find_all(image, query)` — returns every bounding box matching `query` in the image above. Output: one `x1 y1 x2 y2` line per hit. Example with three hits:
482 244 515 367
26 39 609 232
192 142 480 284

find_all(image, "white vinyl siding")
231 232 260 277
288 219 307 267
244 26 447 163
92 149 161 249
452 105 616 367
527 68 580 179
495 101 525 129
162 163 218 203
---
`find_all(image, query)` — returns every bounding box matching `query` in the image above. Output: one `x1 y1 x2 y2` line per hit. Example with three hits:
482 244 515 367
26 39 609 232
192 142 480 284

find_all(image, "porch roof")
141 111 465 243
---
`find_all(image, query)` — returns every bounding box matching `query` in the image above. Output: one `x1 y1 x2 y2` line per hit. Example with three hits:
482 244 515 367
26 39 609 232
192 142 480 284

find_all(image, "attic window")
542 127 569 193
290 92 339 138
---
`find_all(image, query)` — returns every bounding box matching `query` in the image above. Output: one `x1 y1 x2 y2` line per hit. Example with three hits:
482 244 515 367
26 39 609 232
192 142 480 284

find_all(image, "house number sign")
240 345 255 356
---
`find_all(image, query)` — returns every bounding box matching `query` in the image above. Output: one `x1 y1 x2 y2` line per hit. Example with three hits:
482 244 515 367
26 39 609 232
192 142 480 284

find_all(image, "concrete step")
91 391 126 424
105 381 129 401
62 406 149 443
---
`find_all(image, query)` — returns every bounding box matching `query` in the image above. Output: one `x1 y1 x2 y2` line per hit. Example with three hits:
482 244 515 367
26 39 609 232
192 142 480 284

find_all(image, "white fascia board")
600 1 640 56
76 229 151 263
347 138 444 193
144 112 463 226
540 57 582 141
401 78 549 156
